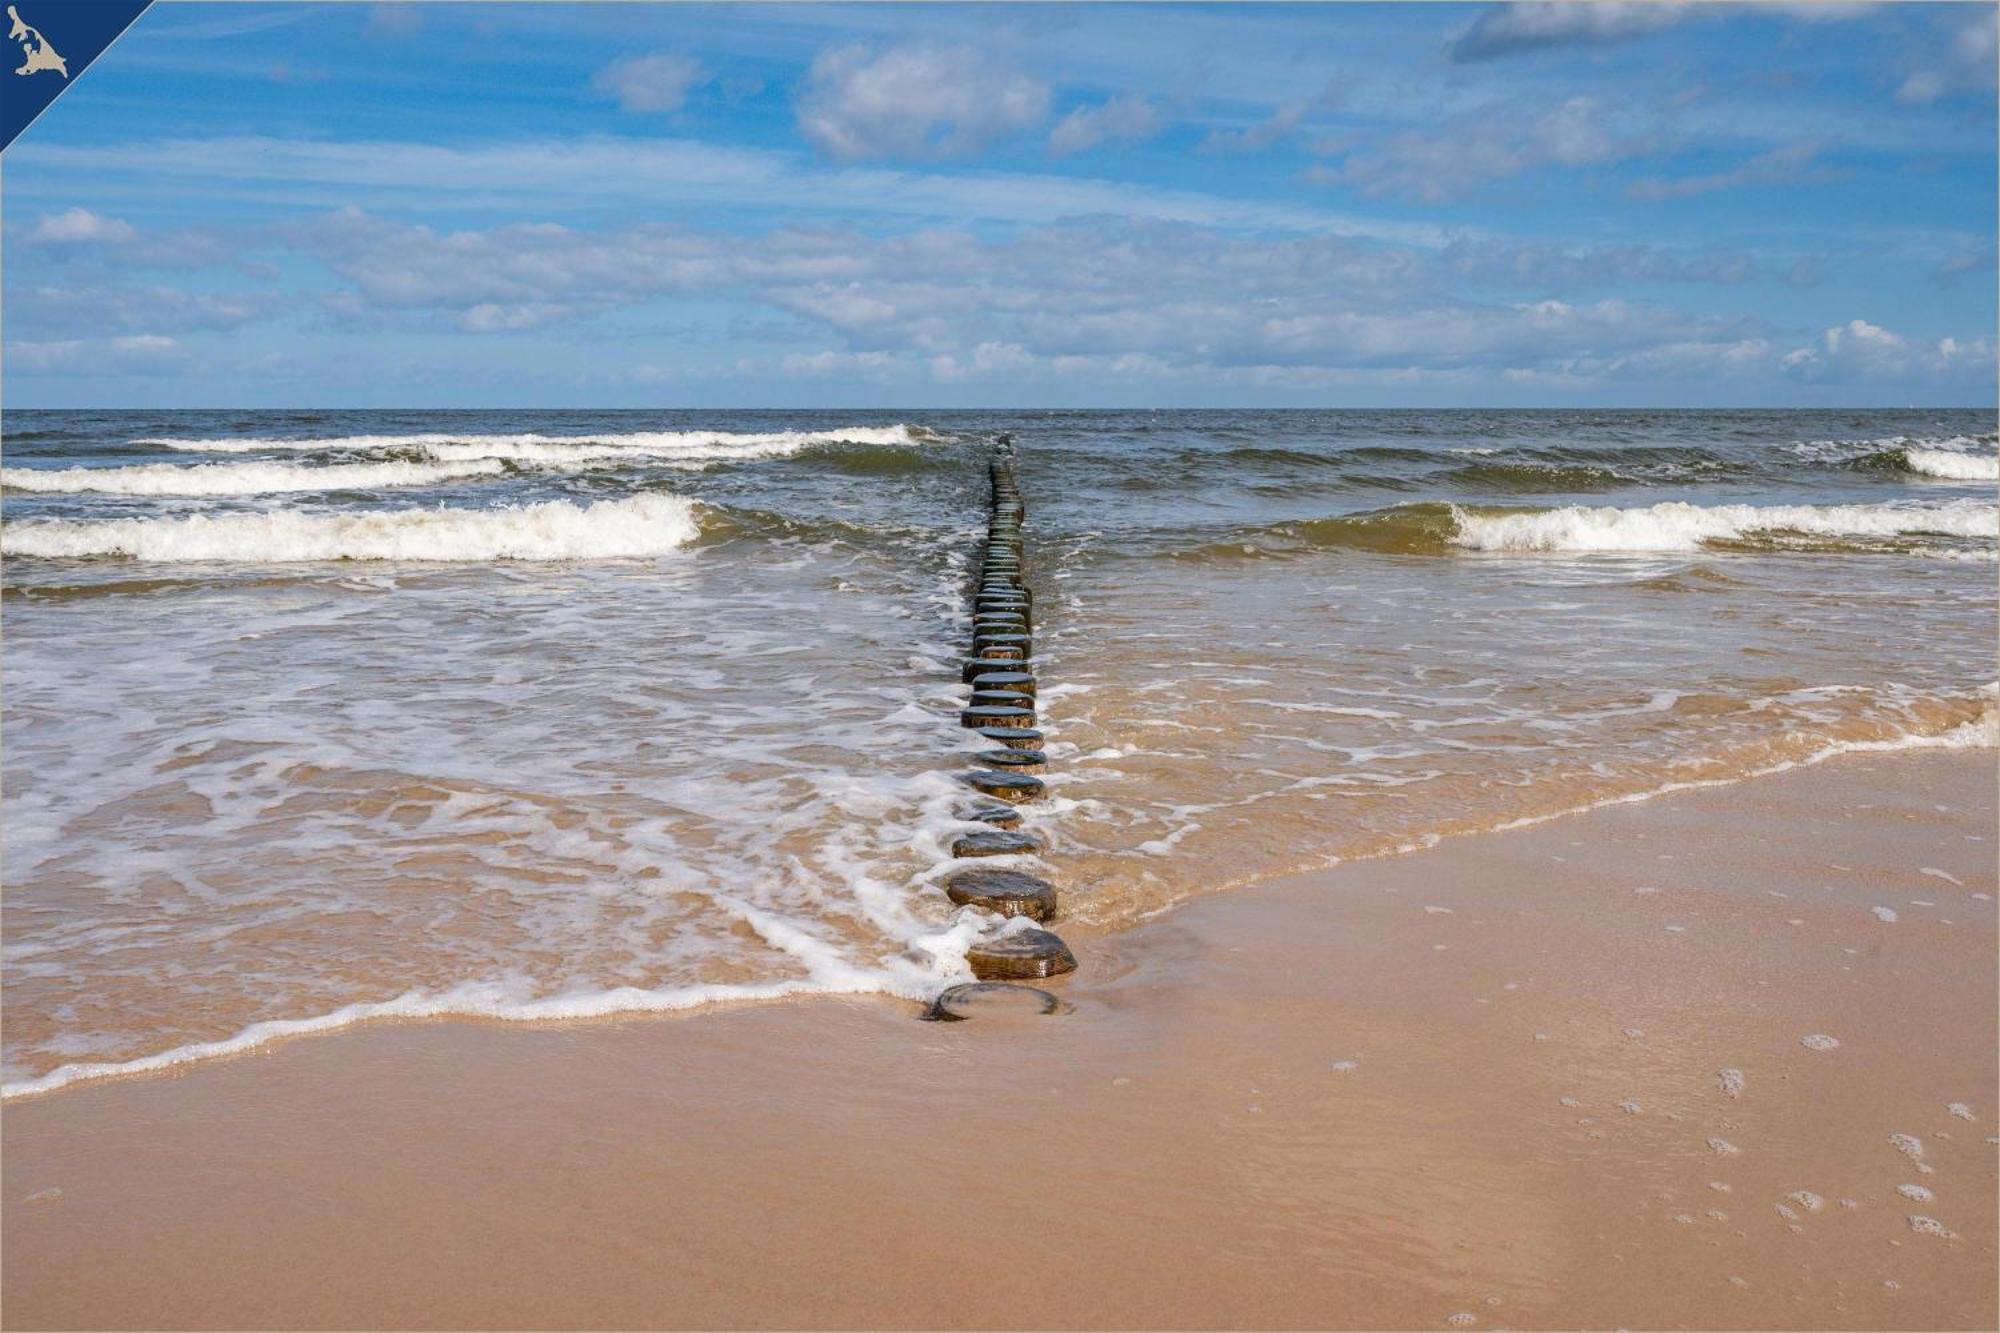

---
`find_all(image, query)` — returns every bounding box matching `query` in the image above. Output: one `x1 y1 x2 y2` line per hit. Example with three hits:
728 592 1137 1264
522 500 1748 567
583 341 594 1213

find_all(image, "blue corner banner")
2 0 152 152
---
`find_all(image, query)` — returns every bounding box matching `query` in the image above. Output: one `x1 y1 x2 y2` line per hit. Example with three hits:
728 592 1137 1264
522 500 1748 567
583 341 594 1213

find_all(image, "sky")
3 0 1996 408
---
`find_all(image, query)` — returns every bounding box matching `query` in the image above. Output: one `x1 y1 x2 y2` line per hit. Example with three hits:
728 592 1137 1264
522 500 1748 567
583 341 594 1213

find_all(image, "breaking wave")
1 457 507 496
1 493 705 563
1184 498 1997 559
133 424 940 464
1452 498 1997 553
1902 447 1999 482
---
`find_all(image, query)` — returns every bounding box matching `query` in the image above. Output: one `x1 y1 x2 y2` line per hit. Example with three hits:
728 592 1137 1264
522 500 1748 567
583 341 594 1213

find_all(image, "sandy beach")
5 747 1992 1331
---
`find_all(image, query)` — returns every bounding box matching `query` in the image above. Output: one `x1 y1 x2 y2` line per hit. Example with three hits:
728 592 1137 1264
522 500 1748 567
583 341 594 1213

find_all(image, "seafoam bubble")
1897 1184 1934 1202
1907 1215 1957 1240
1787 1190 1825 1212
1800 1033 1841 1051
1719 1068 1747 1098
1889 1133 1926 1162
1871 906 1898 923
1708 1137 1741 1155
1331 1059 1359 1072
1947 1102 1974 1120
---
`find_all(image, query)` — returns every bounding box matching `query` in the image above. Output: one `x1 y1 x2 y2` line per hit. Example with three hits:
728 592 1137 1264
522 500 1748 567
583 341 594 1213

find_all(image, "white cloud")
1449 2 1873 62
1896 10 1997 104
1311 97 1646 202
591 53 705 114
796 44 1049 159
28 208 137 244
14 134 1444 242
1781 318 1994 381
10 335 188 376
1626 138 1836 201
1197 81 1338 154
1048 95 1164 157
10 283 277 336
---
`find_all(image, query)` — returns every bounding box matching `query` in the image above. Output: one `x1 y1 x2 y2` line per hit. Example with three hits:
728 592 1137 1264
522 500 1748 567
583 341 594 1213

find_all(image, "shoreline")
6 715 1991 1104
5 747 1995 1330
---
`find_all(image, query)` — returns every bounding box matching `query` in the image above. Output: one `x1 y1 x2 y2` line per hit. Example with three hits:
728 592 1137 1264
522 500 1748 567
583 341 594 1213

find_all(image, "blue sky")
4 1 1995 407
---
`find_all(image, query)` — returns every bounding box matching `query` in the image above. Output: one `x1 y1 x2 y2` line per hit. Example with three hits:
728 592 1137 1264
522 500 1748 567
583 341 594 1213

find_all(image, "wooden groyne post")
930 434 1075 1020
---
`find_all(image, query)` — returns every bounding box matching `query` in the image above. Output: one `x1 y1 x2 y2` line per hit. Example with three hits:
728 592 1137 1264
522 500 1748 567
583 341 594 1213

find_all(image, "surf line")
929 434 1076 1021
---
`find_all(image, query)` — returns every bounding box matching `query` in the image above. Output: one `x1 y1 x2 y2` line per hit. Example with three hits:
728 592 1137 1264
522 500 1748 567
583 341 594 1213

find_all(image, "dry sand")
4 749 1994 1331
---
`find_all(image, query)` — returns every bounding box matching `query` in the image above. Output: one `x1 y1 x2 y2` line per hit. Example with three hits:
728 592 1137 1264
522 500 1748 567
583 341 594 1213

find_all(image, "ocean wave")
1442 460 1637 492
1902 447 1999 481
1 457 507 496
1452 498 1997 553
1 493 705 563
1183 498 1997 560
1794 432 1999 482
133 425 938 460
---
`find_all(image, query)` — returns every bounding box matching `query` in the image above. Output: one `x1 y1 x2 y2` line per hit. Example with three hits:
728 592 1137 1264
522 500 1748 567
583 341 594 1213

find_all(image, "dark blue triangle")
2 0 152 152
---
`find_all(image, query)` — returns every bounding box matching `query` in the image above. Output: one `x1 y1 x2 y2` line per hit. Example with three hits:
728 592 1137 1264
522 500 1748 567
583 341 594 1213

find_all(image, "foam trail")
135 425 932 457
0 977 876 1100
1453 498 1997 553
2 493 703 562
1 457 506 496
1904 448 1999 482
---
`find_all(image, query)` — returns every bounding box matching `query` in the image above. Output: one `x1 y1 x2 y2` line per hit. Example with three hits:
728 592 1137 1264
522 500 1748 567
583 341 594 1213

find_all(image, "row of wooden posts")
927 436 1076 1018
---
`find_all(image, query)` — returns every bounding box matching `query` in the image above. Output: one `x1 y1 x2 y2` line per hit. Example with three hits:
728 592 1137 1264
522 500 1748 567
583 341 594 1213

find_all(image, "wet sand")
4 749 1994 1331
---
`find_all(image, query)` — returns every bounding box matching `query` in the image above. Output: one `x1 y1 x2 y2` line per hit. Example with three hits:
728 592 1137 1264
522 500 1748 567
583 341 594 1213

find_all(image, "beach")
5 748 1993 1331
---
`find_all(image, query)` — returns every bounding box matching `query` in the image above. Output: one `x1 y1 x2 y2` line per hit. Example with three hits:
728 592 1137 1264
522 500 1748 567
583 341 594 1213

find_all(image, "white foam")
133 425 931 458
1801 1033 1840 1050
1871 906 1899 923
1 457 505 496
1947 1101 1974 1120
1890 1132 1926 1162
1904 448 1999 481
1719 1068 1747 1098
0 973 899 1099
1 493 703 563
1450 498 1997 553
1898 1183 1935 1202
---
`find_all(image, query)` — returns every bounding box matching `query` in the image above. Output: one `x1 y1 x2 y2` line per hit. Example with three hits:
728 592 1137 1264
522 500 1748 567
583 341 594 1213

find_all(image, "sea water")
3 408 1993 1094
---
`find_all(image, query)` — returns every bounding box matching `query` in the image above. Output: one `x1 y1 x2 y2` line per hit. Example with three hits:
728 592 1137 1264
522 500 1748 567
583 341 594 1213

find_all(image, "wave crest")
2 457 506 496
1187 498 1997 560
1 493 705 563
134 424 937 461
1452 498 1997 553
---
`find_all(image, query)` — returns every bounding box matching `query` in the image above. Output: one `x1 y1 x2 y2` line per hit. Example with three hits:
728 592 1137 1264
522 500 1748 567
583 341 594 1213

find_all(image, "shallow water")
3 408 1994 1092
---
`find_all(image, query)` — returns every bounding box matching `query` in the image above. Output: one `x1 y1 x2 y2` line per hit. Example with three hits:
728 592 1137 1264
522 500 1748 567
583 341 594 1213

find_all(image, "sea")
3 407 1994 1096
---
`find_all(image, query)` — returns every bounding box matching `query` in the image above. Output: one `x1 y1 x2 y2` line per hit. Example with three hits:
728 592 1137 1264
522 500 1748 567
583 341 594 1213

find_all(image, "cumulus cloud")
1449 2 1872 62
1626 138 1837 201
1311 97 1647 202
1781 318 1993 381
1048 95 1164 157
27 208 137 244
591 53 706 114
796 44 1049 159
